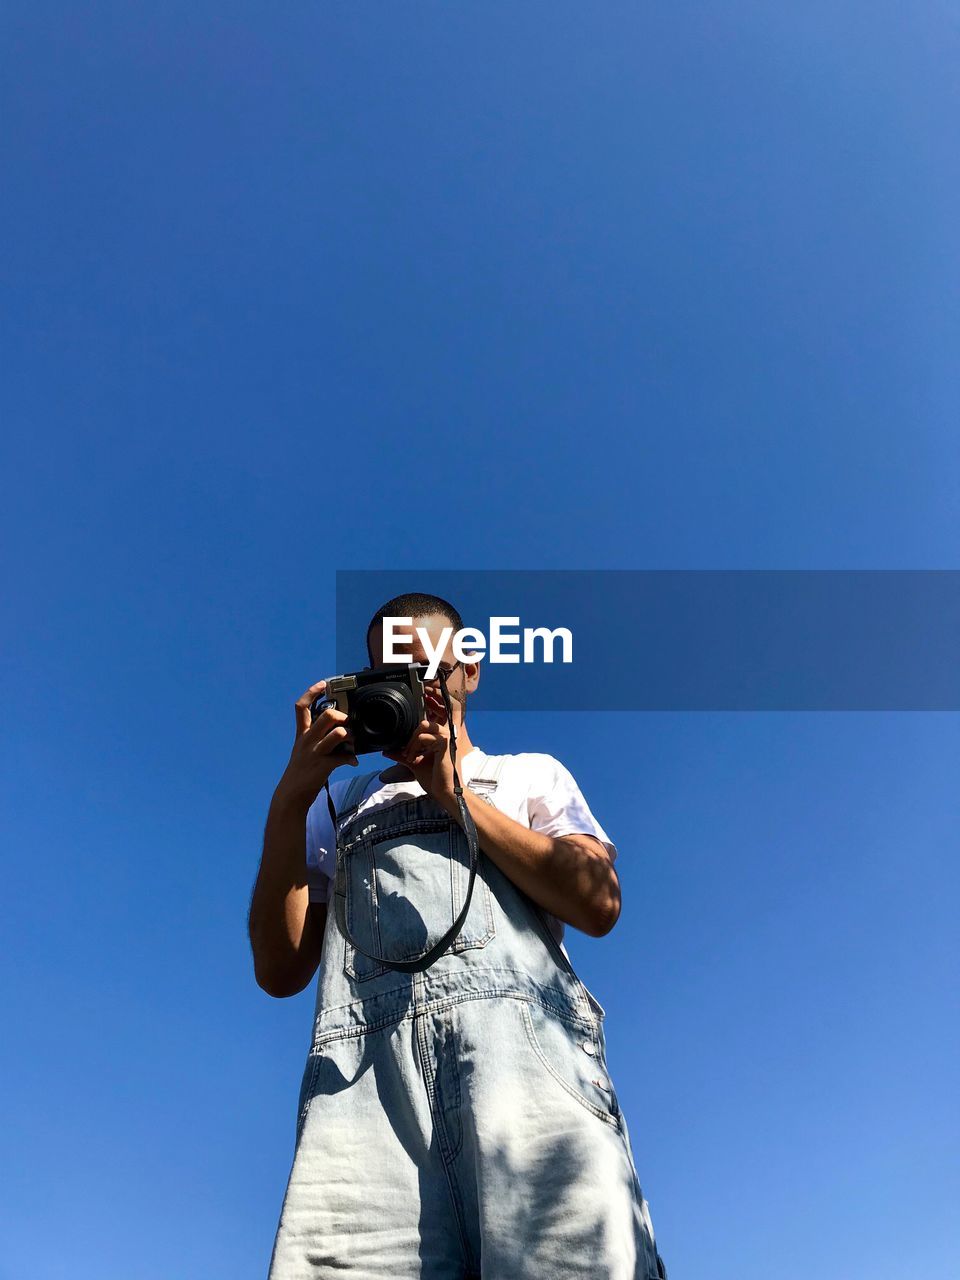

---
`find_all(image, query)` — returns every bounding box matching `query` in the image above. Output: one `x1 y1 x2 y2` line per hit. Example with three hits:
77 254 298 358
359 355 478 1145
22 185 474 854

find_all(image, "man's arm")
248 784 328 998
248 679 358 998
385 710 621 937
444 790 621 937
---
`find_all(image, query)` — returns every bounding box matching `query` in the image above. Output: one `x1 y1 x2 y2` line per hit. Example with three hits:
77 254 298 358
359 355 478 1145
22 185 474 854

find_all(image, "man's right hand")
276 680 360 809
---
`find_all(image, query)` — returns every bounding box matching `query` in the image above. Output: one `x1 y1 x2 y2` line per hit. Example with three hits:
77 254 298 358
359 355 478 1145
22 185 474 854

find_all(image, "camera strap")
325 667 484 974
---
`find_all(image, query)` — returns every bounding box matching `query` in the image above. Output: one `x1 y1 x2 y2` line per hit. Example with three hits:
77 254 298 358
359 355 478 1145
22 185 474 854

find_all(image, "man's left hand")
383 686 459 814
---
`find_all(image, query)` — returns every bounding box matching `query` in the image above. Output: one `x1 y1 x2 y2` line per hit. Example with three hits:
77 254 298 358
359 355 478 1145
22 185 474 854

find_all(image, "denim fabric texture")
268 758 667 1280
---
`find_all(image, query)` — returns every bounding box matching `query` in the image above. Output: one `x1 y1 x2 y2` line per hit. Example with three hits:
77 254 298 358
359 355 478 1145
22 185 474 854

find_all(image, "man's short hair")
366 592 465 663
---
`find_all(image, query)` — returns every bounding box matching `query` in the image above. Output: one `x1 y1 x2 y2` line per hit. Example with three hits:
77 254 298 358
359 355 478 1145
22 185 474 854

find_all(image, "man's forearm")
441 788 621 937
248 784 324 996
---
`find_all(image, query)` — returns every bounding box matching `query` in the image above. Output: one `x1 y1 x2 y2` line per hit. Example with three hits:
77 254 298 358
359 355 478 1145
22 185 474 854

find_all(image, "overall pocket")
518 997 622 1127
342 815 496 981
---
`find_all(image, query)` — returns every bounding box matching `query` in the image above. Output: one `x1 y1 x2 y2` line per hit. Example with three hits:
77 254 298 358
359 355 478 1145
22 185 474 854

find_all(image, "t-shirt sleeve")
525 756 617 861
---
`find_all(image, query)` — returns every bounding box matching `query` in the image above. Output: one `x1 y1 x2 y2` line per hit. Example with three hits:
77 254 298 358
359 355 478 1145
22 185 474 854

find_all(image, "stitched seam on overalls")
295 1050 324 1146
415 1011 464 1165
450 847 496 953
342 841 388 979
413 1013 473 1268
313 962 596 1030
313 986 598 1049
315 960 591 1019
342 934 388 982
363 818 452 843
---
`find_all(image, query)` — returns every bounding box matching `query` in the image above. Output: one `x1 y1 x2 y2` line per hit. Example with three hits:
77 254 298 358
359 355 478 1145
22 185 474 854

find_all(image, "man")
249 592 667 1280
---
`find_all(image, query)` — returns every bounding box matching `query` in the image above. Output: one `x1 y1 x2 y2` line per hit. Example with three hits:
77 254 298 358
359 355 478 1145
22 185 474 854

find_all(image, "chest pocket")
339 793 497 983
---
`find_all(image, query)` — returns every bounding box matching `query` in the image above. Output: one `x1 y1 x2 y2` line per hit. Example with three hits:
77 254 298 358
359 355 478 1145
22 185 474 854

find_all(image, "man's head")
366 592 480 727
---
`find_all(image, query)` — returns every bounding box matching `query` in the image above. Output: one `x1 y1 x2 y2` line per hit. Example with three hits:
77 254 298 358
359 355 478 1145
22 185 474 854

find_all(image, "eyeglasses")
421 660 461 683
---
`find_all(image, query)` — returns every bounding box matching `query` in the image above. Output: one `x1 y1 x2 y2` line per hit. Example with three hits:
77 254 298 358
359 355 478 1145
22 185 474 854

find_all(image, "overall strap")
466 753 505 799
331 770 379 830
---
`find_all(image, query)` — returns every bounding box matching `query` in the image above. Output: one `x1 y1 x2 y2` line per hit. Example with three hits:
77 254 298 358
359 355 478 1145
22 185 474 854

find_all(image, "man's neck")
451 719 476 761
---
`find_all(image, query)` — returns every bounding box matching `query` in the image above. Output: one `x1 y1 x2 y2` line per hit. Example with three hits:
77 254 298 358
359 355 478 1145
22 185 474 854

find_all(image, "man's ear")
464 659 481 694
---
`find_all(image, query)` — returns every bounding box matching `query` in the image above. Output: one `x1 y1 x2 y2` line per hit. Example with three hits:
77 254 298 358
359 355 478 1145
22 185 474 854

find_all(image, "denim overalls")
268 756 667 1280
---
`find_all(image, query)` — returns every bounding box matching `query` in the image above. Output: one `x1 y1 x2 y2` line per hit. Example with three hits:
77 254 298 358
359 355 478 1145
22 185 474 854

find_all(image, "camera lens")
352 684 419 751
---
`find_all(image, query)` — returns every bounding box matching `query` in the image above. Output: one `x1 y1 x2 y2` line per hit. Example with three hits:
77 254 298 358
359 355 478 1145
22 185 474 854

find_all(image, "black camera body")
311 663 428 755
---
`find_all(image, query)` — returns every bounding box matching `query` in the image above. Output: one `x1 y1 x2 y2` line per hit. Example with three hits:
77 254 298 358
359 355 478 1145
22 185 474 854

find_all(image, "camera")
310 664 428 755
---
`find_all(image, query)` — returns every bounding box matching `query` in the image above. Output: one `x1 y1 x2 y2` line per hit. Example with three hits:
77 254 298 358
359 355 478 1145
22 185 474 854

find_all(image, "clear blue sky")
1 4 957 1278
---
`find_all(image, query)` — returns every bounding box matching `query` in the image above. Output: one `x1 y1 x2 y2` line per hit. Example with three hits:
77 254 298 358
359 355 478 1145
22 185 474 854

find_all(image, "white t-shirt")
305 748 617 950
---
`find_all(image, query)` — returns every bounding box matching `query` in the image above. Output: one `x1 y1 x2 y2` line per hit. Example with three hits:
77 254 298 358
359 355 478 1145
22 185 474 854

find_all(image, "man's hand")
383 685 459 813
276 679 360 809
